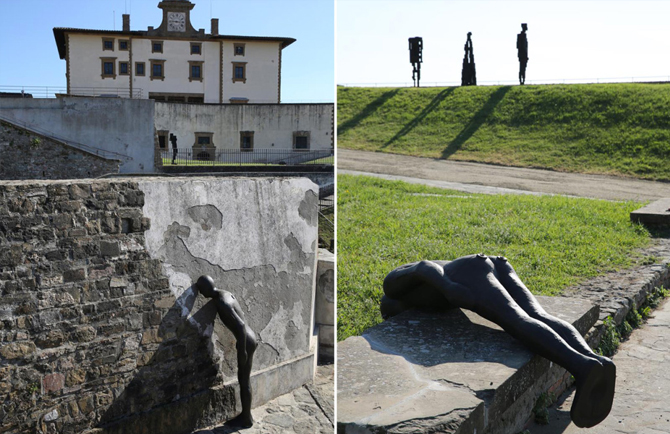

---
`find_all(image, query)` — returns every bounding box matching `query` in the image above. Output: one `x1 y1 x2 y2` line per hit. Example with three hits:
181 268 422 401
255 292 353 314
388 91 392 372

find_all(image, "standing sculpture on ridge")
195 275 257 428
461 32 476 86
381 254 616 428
409 37 423 87
517 23 529 85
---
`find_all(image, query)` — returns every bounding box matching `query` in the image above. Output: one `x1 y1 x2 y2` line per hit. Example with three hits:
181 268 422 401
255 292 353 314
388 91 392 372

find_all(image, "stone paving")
192 364 334 434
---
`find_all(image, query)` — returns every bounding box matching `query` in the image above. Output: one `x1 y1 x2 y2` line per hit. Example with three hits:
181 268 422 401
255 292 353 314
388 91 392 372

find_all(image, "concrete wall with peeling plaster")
138 177 319 387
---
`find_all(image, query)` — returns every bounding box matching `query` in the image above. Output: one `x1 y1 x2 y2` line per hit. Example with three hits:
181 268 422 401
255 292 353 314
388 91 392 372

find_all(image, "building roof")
53 27 296 59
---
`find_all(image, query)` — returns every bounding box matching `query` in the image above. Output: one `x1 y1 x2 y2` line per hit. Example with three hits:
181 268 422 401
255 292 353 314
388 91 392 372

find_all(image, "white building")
53 0 295 103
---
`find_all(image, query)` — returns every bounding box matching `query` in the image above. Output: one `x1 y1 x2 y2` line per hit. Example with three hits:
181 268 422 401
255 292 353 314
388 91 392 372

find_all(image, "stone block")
100 240 121 257
0 342 36 359
337 296 599 434
631 198 670 225
63 269 86 283
43 373 65 394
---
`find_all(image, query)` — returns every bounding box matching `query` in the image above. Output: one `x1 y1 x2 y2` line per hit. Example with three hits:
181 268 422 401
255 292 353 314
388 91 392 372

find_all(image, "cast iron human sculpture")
381 254 616 428
170 133 178 165
408 37 423 87
461 32 477 86
517 23 529 85
195 275 257 428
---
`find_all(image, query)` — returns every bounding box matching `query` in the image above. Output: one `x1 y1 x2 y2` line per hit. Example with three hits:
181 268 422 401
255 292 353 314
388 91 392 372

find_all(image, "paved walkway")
192 364 334 434
528 298 670 434
338 149 670 201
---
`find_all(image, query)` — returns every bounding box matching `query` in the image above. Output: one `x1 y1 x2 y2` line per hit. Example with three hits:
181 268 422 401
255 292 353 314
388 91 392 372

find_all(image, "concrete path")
338 149 670 201
192 364 334 434
527 298 670 434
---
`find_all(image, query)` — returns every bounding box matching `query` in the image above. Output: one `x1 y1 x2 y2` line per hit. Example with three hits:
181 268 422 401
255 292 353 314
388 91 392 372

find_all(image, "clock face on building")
167 12 186 32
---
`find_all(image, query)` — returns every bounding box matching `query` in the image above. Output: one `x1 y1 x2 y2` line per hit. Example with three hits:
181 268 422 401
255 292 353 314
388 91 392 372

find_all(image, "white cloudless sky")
337 0 670 86
0 0 334 102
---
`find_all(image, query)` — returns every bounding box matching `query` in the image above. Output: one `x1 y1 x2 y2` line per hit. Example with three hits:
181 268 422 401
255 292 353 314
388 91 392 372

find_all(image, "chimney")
211 18 219 36
122 14 130 32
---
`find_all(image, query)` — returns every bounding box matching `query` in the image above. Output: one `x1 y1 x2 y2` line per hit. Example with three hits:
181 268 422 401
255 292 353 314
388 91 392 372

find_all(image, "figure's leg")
446 255 613 428
231 328 257 427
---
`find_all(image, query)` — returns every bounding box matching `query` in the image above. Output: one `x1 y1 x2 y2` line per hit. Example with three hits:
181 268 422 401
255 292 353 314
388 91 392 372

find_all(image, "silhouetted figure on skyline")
409 37 423 87
517 23 529 85
461 32 476 86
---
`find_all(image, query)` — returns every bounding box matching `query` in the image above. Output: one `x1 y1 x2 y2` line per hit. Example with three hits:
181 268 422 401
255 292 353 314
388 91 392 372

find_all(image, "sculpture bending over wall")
195 275 257 428
381 254 616 428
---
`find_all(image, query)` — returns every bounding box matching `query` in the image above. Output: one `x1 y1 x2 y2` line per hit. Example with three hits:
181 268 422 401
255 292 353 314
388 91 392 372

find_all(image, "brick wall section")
0 180 216 434
0 121 120 180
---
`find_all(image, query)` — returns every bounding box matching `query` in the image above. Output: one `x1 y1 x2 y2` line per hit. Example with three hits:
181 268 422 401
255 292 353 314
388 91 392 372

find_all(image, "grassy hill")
338 83 670 181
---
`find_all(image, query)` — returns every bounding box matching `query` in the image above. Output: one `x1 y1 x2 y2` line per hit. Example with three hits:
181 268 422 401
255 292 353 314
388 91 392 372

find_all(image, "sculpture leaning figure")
381 254 616 428
195 275 257 428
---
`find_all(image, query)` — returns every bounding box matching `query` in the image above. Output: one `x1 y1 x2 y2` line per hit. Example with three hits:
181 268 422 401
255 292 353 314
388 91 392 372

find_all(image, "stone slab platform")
337 296 599 434
630 198 670 225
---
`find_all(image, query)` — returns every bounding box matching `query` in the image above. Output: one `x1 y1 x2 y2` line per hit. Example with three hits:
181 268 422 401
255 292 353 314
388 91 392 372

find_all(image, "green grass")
337 174 653 340
338 83 670 181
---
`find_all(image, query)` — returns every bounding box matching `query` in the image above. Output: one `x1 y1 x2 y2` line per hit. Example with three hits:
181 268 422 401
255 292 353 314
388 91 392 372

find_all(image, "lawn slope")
338 84 670 181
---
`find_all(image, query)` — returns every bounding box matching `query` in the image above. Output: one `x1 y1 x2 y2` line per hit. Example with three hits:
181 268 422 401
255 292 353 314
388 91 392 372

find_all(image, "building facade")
53 0 295 103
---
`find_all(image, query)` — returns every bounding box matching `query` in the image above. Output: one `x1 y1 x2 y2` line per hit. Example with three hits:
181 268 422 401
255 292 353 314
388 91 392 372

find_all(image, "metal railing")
160 148 334 166
0 112 132 161
0 86 143 99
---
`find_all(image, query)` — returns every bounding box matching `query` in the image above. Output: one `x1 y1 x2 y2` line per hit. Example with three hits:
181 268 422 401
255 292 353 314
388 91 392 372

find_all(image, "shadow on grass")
338 88 401 136
382 87 455 149
441 86 512 159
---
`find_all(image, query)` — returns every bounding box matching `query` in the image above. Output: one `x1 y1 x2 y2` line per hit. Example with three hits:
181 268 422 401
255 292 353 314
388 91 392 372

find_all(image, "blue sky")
0 0 334 102
337 0 670 86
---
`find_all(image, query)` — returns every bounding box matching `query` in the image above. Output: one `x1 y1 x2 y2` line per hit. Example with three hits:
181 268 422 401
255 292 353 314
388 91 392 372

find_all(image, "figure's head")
195 275 216 298
467 31 472 37
521 23 528 31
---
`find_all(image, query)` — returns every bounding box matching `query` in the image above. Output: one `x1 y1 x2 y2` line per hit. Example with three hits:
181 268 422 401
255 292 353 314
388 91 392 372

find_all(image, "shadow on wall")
383 87 456 149
441 86 512 158
98 287 238 434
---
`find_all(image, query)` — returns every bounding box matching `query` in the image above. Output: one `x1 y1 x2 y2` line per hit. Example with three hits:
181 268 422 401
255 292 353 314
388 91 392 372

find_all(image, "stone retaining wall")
0 177 318 433
0 121 120 180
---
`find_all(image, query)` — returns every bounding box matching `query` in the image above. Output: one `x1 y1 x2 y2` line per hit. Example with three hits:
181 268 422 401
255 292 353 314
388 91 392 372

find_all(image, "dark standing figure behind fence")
170 133 178 165
517 23 529 85
461 32 477 86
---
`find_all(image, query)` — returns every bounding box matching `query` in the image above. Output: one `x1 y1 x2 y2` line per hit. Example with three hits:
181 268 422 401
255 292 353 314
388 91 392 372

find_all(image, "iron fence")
0 86 143 99
160 148 334 166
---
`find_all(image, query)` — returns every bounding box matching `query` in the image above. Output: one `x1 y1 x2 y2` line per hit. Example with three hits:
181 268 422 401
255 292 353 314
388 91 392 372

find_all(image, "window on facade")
102 38 114 51
293 132 310 151
152 41 163 53
232 62 246 83
234 43 245 56
240 131 254 152
135 62 145 76
119 62 129 75
119 40 129 51
150 60 165 80
189 61 203 82
100 58 116 78
157 130 168 149
191 43 202 55
189 96 204 104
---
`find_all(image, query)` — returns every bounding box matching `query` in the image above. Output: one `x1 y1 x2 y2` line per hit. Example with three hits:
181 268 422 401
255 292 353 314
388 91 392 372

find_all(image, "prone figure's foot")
227 413 254 428
571 358 616 428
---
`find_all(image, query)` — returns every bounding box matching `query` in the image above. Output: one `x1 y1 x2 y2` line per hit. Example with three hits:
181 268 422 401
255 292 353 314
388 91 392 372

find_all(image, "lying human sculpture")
194 275 257 428
381 254 615 428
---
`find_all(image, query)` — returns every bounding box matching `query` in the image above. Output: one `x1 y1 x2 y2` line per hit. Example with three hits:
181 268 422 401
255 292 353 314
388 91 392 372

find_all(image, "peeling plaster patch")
260 301 305 361
298 190 318 227
163 222 191 241
187 205 223 231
